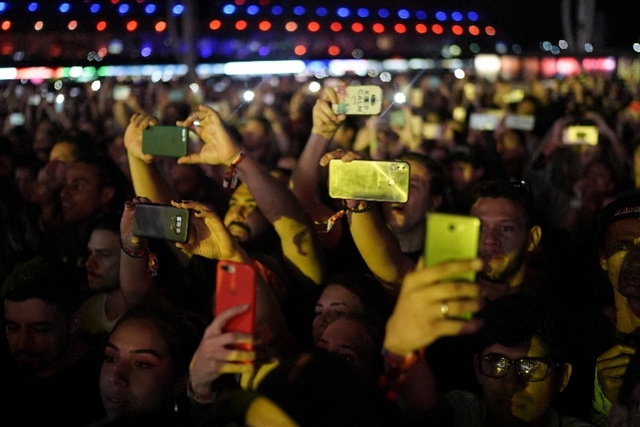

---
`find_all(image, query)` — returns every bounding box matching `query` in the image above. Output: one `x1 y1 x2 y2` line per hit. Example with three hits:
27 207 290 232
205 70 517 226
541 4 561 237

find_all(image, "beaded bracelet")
341 199 374 213
120 239 159 277
223 150 247 189
120 239 149 258
314 200 376 233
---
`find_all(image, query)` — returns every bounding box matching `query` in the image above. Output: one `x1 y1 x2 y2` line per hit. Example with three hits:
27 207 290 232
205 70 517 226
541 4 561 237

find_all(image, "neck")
392 223 425 254
614 291 640 334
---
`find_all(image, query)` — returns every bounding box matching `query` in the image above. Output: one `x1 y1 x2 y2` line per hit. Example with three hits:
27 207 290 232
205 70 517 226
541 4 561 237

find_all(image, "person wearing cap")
585 191 640 426
0 255 105 426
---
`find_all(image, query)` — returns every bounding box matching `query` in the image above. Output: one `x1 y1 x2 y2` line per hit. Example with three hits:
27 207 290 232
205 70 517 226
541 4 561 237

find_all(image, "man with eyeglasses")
382 276 594 426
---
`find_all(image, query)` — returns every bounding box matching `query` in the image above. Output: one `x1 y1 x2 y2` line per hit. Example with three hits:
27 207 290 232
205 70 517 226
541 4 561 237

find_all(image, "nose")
106 360 130 386
85 253 98 270
501 365 526 393
14 330 33 352
481 226 501 246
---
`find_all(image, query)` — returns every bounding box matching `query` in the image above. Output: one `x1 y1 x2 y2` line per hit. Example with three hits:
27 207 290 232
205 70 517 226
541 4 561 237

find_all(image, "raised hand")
177 105 244 167
188 304 256 396
171 200 247 263
383 258 483 357
123 113 157 164
597 343 637 403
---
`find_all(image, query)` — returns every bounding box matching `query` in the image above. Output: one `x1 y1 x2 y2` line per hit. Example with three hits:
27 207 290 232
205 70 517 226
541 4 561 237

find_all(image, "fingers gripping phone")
215 261 257 350
132 204 191 243
142 126 189 157
328 159 410 203
424 212 480 282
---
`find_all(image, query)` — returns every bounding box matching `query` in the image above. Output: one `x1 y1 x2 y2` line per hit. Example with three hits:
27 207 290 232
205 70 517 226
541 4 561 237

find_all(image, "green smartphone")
424 212 480 282
328 159 410 203
142 126 189 157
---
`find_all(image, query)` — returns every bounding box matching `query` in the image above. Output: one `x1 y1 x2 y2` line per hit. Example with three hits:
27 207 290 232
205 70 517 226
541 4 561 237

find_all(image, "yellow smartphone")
332 85 383 115
563 126 598 146
328 159 410 203
424 212 480 282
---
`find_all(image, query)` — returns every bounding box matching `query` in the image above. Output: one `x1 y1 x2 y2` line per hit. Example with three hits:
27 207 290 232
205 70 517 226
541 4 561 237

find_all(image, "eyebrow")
106 343 164 359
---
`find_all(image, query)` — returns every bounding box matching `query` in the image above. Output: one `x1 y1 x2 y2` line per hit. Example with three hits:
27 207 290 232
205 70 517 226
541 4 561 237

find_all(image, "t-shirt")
445 390 595 427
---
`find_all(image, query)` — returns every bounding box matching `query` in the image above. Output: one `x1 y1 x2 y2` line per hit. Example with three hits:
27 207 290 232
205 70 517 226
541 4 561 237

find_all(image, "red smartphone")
214 260 257 349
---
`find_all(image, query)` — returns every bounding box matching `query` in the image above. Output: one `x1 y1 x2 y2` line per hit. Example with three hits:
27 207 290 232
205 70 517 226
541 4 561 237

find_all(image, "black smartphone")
132 204 190 243
142 126 189 157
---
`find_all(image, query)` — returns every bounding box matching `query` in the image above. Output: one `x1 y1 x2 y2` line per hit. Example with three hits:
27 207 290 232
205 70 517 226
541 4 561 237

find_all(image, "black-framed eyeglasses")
479 353 557 382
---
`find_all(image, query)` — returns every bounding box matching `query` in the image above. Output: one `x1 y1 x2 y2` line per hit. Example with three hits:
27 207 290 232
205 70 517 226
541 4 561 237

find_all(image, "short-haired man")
0 256 105 425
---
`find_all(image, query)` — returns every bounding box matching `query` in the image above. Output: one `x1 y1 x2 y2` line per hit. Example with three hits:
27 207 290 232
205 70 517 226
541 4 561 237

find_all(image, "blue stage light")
357 8 369 18
90 3 100 14
172 4 184 16
416 10 426 20
247 5 259 15
377 8 389 18
451 11 463 21
435 11 447 21
337 7 350 18
271 5 283 15
316 7 328 17
28 2 39 12
293 6 305 16
398 9 410 19
59 3 70 13
468 11 478 21
223 4 236 15
145 4 157 14
118 4 130 15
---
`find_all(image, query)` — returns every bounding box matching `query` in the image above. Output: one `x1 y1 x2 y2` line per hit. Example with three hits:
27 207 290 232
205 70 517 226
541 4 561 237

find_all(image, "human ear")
527 225 542 252
473 354 484 385
557 363 572 392
599 251 608 271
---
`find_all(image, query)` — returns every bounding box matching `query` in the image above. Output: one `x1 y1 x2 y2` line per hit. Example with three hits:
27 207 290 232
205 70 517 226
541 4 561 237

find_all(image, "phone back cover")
142 126 188 157
132 205 190 243
215 262 256 335
424 213 480 282
328 160 410 203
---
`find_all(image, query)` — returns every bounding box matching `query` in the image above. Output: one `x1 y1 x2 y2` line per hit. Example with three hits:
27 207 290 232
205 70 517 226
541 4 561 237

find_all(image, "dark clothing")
0 345 105 426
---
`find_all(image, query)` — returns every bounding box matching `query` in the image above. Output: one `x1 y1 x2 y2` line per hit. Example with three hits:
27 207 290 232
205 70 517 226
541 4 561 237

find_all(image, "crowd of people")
1 68 640 426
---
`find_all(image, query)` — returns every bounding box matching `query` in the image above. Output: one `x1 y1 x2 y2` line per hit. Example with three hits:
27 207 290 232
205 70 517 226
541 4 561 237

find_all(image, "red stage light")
394 23 406 34
415 23 427 34
126 21 138 32
308 21 320 32
330 22 342 32
235 20 248 30
328 45 340 56
155 21 166 32
485 26 496 36
452 25 463 35
372 23 384 33
469 25 479 36
432 24 443 34
259 21 271 31
209 20 222 30
294 45 306 55
352 22 364 32
97 21 107 31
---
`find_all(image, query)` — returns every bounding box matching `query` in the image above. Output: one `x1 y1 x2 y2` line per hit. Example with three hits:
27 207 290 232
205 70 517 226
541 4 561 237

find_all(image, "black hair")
110 304 205 376
475 294 569 366
469 178 537 229
398 151 446 199
1 255 83 317
324 272 391 328
74 154 132 212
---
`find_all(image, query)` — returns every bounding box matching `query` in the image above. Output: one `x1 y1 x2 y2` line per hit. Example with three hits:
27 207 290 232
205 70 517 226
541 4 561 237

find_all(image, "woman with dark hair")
90 304 205 426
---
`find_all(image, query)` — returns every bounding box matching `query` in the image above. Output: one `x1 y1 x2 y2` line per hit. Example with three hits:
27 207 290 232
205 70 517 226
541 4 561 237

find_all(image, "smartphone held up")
424 212 480 283
142 126 189 157
332 85 383 115
328 159 410 203
214 261 257 350
132 204 191 243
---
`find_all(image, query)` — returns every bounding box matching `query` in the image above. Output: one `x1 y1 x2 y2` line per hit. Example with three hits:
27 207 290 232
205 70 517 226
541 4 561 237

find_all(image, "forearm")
119 240 157 308
348 207 414 289
237 156 324 285
290 132 330 202
128 151 176 203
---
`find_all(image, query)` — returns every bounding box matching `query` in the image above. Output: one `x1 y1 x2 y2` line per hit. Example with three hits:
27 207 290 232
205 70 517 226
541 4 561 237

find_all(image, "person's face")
60 162 114 224
100 318 178 421
475 337 565 425
600 218 640 315
223 184 269 244
14 167 38 203
4 298 75 376
383 161 439 234
312 284 364 344
170 164 200 201
86 229 121 293
316 317 376 380
471 197 533 284
448 161 476 191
